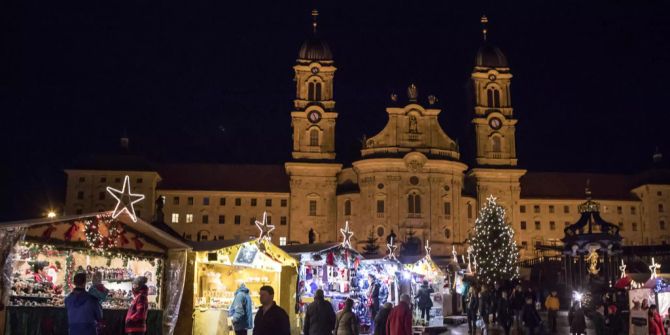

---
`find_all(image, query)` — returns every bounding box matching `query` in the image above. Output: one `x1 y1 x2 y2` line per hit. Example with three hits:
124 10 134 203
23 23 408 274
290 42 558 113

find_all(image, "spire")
480 15 488 41
585 178 592 200
311 9 319 34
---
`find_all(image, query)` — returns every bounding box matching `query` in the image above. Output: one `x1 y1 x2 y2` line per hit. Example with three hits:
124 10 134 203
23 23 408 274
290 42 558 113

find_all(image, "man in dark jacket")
303 289 336 335
416 280 434 322
521 297 542 335
368 275 381 322
497 291 513 335
254 285 290 335
65 272 103 335
374 302 393 335
467 288 479 334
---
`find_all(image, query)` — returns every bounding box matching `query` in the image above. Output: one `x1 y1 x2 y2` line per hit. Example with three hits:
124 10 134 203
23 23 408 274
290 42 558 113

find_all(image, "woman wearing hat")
125 276 149 335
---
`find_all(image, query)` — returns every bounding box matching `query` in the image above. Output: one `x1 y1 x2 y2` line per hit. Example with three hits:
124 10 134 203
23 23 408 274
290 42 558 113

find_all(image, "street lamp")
46 211 57 219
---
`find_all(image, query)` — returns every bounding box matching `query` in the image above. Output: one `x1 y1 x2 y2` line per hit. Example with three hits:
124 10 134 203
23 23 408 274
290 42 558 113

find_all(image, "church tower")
290 9 337 160
468 16 526 221
286 10 342 244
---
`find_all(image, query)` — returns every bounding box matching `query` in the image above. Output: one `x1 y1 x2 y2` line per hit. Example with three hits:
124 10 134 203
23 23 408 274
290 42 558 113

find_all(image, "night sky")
2 0 670 220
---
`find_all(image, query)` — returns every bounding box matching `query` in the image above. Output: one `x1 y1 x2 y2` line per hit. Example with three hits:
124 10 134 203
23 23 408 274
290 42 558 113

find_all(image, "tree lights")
471 195 519 285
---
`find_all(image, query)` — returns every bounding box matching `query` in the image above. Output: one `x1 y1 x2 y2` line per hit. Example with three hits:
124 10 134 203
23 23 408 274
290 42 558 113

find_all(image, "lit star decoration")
106 175 145 222
424 240 432 257
340 221 354 249
386 237 398 260
650 257 661 279
620 260 627 278
254 211 275 242
470 194 520 285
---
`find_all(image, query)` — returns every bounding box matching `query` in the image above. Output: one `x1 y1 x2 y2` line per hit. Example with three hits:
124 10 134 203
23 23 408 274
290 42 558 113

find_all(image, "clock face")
311 67 319 74
489 117 502 130
488 74 496 81
307 111 321 123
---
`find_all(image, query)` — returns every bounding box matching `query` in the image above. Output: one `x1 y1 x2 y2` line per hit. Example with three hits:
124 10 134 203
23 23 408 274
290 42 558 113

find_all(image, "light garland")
83 215 122 252
471 195 520 285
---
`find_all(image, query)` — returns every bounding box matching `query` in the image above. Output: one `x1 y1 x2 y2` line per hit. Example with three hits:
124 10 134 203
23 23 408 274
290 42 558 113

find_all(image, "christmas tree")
471 195 520 286
362 231 380 256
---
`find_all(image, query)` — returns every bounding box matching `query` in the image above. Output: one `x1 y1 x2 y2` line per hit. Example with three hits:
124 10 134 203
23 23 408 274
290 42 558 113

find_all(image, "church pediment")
361 87 460 161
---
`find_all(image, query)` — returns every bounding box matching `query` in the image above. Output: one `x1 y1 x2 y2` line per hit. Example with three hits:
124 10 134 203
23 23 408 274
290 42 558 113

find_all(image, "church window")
486 88 501 107
315 82 322 100
344 200 351 216
491 136 501 152
444 229 451 239
408 193 421 214
377 200 385 214
309 200 317 216
443 202 451 217
310 129 319 146
308 82 315 100
661 221 666 230
659 204 664 213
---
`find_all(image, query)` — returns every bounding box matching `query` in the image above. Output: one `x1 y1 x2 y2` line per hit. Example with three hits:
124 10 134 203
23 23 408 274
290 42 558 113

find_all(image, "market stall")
404 241 445 327
0 212 190 335
178 213 299 335
281 238 364 332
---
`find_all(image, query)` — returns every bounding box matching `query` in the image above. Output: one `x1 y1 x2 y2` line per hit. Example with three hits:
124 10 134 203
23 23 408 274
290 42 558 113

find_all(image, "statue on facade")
386 229 397 245
409 115 419 134
154 195 165 224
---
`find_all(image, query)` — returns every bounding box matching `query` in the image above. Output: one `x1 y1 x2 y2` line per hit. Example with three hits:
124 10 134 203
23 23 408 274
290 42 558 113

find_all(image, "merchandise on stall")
184 237 298 335
0 211 190 335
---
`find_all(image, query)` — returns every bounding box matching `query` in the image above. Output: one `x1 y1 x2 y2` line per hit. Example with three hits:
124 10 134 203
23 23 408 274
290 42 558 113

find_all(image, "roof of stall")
280 242 361 256
191 239 298 268
405 256 445 278
0 212 191 251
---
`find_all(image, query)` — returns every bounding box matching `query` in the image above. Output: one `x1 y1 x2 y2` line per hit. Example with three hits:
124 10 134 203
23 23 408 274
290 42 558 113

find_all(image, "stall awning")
193 239 298 269
0 212 191 251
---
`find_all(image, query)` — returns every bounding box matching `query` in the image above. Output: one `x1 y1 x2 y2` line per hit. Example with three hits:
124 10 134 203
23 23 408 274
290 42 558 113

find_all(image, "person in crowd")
649 304 667 335
605 304 623 334
253 286 290 335
416 280 434 322
568 302 586 335
303 289 336 335
479 285 490 327
521 297 542 335
374 302 393 335
525 287 536 304
125 276 149 335
368 274 381 322
467 287 480 334
664 307 670 335
491 282 502 324
386 294 412 335
87 272 109 334
65 272 102 335
510 285 525 331
335 298 359 335
544 290 560 333
497 290 513 335
229 283 254 335
588 306 606 335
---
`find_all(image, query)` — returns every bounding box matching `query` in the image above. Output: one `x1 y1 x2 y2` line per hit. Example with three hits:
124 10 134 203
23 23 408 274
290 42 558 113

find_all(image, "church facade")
63 16 670 259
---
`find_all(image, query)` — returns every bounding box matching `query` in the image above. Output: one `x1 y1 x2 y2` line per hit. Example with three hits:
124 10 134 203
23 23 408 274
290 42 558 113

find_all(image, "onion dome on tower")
297 9 333 61
474 15 508 68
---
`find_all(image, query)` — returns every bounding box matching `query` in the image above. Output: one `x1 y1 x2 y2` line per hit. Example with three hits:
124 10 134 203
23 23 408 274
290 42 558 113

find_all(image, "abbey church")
63 13 670 259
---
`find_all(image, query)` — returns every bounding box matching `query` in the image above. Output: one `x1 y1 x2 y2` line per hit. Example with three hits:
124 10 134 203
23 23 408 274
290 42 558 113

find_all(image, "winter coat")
253 302 290 335
125 285 149 334
303 296 336 335
521 303 541 328
511 290 525 310
589 310 605 335
467 294 479 318
229 284 254 331
497 298 513 327
87 283 109 303
650 312 667 335
373 305 392 335
544 295 560 311
416 284 434 309
606 312 624 334
386 301 412 335
334 308 359 335
64 288 103 335
568 306 587 333
368 281 381 309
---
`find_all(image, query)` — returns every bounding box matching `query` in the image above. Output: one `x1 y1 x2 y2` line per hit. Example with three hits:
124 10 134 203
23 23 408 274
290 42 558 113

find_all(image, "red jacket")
125 285 149 333
386 301 412 335
650 312 667 335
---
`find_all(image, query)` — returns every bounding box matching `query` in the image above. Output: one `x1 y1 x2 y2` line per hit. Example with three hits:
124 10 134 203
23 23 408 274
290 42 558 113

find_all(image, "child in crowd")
88 271 109 333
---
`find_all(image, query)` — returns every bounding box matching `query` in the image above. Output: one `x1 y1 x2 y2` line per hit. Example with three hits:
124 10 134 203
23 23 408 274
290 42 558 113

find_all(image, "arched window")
408 193 421 215
308 82 315 100
487 88 501 107
309 129 319 146
315 82 322 101
492 136 502 152
344 200 351 216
